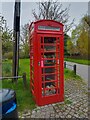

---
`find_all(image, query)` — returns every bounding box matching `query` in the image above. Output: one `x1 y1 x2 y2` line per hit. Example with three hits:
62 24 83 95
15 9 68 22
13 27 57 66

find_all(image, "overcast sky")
1 2 88 36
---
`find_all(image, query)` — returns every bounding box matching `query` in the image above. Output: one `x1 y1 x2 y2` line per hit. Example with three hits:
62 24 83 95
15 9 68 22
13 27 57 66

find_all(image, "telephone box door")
37 34 64 105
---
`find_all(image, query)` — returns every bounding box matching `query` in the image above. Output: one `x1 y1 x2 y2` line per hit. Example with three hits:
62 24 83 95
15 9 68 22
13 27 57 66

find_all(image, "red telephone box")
29 20 64 106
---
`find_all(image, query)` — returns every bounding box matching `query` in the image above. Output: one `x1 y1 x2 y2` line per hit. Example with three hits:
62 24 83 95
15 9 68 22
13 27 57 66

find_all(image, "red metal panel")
60 33 64 101
33 32 39 104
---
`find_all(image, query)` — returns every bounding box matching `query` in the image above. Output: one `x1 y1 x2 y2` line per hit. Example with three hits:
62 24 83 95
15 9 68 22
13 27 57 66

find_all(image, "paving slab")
19 79 88 119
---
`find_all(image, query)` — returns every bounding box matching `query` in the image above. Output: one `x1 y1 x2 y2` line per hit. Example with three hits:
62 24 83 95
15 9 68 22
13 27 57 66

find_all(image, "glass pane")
42 83 60 96
42 74 56 81
44 59 56 66
42 82 57 96
45 81 56 87
45 74 56 81
44 45 56 51
42 68 55 74
44 37 56 43
45 84 57 96
42 89 45 96
44 53 56 58
43 89 57 96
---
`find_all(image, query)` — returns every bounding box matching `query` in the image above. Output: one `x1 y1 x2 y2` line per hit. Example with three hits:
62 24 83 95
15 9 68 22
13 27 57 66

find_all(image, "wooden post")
64 62 66 68
22 73 27 89
12 1 21 82
73 64 76 75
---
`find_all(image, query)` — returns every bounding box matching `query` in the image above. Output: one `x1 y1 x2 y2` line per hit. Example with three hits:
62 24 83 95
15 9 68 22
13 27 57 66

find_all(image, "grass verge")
64 68 82 80
65 58 90 65
2 59 82 111
2 59 35 111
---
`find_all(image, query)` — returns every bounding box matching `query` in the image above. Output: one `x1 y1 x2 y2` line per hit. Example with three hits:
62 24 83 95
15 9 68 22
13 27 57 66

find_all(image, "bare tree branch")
32 1 74 33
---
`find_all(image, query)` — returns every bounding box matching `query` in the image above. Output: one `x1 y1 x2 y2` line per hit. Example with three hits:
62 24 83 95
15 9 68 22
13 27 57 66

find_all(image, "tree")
0 14 3 77
20 23 29 58
67 14 89 59
0 15 7 32
32 0 74 33
2 30 13 56
77 29 88 57
67 39 75 56
82 15 90 31
64 34 70 56
0 15 13 58
76 15 89 58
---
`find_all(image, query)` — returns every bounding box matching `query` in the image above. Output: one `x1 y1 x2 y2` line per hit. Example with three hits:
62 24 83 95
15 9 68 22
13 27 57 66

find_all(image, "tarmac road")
65 61 89 83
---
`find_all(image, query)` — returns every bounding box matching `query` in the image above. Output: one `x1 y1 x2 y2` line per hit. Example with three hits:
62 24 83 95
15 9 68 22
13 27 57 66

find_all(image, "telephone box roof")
34 19 63 25
29 19 64 30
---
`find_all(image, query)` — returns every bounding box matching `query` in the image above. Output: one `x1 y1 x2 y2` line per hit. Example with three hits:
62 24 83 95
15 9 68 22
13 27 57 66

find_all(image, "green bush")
19 51 26 59
2 62 12 77
19 51 29 59
4 52 13 59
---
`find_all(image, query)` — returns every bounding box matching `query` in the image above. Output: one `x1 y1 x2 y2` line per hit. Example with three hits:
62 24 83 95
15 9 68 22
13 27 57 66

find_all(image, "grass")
64 99 72 104
65 58 90 65
64 68 81 80
2 80 35 111
2 59 82 111
2 59 35 111
2 61 12 77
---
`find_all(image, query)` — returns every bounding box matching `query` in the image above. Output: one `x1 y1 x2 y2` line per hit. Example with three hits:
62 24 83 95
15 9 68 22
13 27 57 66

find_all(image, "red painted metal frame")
29 20 64 106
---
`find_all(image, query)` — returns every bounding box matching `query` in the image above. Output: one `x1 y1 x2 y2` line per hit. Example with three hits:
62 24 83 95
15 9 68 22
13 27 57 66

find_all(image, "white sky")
1 2 88 36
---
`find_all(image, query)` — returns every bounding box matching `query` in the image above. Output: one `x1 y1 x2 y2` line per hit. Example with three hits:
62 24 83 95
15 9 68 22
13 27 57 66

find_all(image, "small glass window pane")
42 68 55 74
44 37 56 43
44 45 56 51
38 26 60 31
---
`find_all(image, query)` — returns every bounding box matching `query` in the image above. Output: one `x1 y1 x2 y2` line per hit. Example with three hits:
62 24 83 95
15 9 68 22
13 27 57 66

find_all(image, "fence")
64 62 76 75
0 73 27 89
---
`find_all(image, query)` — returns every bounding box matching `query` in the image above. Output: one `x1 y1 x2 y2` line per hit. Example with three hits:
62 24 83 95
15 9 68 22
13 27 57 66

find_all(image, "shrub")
19 51 29 59
2 62 12 77
19 51 25 59
4 52 13 59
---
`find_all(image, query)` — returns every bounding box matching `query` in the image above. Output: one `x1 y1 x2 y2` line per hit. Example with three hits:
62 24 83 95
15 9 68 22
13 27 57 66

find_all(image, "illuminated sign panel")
38 26 60 31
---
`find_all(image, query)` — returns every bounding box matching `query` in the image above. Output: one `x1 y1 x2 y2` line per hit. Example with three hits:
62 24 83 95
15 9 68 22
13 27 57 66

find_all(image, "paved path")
65 61 89 83
19 79 88 119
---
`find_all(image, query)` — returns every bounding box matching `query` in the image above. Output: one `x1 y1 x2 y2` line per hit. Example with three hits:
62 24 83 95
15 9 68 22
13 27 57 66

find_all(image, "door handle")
38 62 40 66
